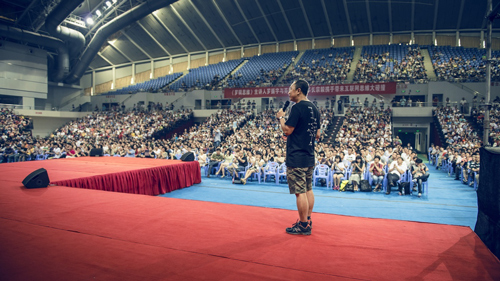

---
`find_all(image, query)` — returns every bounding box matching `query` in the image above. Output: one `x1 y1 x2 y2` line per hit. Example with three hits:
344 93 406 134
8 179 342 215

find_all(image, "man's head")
397 156 403 164
288 80 309 102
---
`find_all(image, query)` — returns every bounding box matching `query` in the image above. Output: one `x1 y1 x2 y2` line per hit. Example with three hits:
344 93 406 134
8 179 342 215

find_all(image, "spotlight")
106 1 112 8
96 10 101 17
112 0 117 3
86 17 94 25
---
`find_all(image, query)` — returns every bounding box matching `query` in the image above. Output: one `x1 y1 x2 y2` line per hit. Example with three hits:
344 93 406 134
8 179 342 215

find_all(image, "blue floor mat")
160 163 478 229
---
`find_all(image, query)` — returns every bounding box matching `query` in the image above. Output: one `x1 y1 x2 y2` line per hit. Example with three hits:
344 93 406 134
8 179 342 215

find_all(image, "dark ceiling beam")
298 0 314 38
433 0 439 30
122 31 153 59
171 6 207 50
15 0 38 26
212 0 243 46
320 0 333 37
151 12 189 53
411 0 415 31
3 0 26 9
342 0 353 35
277 0 295 40
254 0 278 42
98 52 114 65
366 0 373 34
388 0 393 33
187 0 225 48
137 21 171 56
456 0 466 30
108 42 133 62
234 0 260 43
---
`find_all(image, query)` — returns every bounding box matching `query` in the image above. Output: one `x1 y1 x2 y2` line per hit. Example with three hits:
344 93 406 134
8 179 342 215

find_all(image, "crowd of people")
1 102 429 195
470 96 500 147
434 106 483 150
431 50 489 83
353 46 428 84
225 67 287 89
194 105 429 196
8 94 497 197
0 108 33 162
335 106 393 147
0 107 196 163
280 52 352 86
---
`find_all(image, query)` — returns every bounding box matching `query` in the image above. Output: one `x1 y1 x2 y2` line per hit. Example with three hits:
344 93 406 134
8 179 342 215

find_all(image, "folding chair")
313 164 330 188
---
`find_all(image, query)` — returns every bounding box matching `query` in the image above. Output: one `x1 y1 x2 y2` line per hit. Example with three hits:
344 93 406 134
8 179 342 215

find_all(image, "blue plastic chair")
313 164 331 188
276 163 287 184
262 162 279 183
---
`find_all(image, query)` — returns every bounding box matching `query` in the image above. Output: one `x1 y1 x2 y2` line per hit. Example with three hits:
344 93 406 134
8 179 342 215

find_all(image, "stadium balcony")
428 46 500 83
226 51 299 88
104 72 182 95
169 59 244 91
353 44 428 84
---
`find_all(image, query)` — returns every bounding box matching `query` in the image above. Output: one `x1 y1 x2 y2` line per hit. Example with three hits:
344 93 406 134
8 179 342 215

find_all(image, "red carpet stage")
1 157 201 195
0 171 499 280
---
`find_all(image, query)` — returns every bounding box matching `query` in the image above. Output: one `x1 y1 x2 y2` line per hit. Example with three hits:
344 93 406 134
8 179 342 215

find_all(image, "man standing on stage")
276 80 321 235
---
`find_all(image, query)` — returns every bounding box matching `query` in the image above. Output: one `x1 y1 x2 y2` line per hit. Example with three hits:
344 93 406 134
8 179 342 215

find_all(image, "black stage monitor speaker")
180 152 195 161
90 148 103 157
22 168 50 189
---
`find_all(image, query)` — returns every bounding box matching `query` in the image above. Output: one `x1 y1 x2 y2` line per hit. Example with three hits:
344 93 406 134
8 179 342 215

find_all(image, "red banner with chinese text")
223 82 397 99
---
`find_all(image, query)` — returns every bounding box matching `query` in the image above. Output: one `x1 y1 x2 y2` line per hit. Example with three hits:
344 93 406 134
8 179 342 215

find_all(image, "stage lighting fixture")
96 10 102 17
106 1 112 8
86 17 94 25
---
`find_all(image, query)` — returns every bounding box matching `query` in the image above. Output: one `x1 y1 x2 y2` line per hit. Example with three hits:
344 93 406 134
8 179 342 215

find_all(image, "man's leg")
305 166 314 219
306 190 315 218
286 167 311 234
295 193 309 222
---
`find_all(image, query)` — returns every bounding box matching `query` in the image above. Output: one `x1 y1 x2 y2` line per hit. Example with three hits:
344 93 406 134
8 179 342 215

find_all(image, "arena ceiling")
1 0 499 72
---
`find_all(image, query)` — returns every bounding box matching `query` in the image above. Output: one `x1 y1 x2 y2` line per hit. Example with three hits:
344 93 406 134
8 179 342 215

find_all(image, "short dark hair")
374 155 380 160
293 79 309 96
416 158 423 164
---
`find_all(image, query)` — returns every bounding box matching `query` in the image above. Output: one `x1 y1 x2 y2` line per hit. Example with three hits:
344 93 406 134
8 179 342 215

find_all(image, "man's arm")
276 109 294 136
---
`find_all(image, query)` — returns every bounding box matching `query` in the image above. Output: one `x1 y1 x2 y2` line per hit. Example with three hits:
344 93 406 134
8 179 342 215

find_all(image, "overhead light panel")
108 39 116 45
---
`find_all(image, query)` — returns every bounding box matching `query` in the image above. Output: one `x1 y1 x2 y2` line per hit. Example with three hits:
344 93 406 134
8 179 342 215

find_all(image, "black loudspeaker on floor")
180 152 195 161
22 168 50 188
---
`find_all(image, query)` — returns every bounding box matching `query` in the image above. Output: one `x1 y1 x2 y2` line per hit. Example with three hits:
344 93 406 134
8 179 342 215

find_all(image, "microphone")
282 101 290 112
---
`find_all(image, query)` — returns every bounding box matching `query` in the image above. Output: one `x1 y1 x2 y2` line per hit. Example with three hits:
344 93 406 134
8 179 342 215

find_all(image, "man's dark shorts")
287 166 314 194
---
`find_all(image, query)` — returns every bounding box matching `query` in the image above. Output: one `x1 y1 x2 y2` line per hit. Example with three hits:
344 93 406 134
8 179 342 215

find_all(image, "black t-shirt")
238 155 248 167
285 100 321 168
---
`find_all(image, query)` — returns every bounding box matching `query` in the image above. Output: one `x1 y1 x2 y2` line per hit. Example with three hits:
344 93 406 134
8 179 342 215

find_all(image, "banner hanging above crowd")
224 82 397 99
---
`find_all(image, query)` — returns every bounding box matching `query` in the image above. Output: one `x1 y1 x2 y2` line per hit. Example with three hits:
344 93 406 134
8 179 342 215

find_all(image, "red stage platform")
0 159 499 280
1 157 201 195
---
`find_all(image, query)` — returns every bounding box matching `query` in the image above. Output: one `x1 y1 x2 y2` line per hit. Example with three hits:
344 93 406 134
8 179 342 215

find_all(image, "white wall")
46 84 83 110
136 62 150 73
95 69 112 85
0 40 47 100
116 66 132 79
81 73 92 89
155 59 170 68
392 107 433 117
